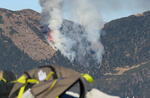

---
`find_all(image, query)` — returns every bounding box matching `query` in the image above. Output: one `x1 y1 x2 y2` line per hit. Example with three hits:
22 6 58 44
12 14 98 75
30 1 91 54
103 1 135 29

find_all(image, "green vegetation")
0 15 4 24
1 8 150 97
101 11 150 72
28 18 40 26
9 26 19 35
0 34 41 75
0 33 80 77
0 27 3 33
93 61 150 98
15 21 22 26
6 12 14 18
72 11 150 97
25 20 47 44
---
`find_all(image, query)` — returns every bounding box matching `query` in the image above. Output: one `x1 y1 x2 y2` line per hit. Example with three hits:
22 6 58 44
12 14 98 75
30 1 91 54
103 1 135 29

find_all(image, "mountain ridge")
1 8 150 97
0 8 56 61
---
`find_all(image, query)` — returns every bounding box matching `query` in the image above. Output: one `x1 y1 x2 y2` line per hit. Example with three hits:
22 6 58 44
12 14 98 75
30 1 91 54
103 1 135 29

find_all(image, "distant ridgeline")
1 8 150 97
0 8 96 77
0 8 150 77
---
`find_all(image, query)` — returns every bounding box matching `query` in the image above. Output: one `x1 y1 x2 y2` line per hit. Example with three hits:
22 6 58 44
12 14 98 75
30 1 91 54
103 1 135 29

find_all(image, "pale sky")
0 0 150 22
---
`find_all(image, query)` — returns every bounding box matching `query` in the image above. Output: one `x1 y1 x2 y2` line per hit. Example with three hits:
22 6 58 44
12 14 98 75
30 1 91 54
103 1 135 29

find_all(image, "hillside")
0 8 55 60
1 8 150 97
98 11 150 97
101 11 150 73
0 8 84 76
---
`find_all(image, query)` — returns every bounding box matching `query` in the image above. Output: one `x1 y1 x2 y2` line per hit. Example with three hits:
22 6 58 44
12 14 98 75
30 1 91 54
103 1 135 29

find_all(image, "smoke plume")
39 0 104 67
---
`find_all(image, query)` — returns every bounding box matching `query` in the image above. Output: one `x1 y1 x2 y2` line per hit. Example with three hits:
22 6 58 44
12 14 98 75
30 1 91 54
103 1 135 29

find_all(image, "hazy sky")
0 0 150 22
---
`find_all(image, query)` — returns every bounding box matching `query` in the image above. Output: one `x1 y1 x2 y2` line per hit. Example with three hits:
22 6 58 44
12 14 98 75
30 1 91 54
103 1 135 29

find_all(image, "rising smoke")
39 0 104 67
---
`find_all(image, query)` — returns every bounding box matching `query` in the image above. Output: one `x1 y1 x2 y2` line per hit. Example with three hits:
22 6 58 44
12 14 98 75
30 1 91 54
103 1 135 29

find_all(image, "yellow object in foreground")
48 79 58 91
81 73 94 83
0 71 2 80
1 78 7 82
0 71 7 82
12 75 39 98
45 71 54 81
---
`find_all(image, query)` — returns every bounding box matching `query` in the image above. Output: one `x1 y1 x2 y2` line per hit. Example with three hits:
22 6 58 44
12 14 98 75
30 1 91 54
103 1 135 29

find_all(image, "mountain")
101 12 150 72
0 8 83 75
0 8 150 97
96 11 150 98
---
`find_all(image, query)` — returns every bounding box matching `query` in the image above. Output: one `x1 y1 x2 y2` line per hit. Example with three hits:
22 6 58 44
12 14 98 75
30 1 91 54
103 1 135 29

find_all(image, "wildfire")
48 30 52 40
48 30 54 44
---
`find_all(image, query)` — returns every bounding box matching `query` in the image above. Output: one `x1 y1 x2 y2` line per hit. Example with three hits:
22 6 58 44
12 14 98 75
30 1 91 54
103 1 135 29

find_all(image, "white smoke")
40 0 76 62
76 0 104 63
39 0 104 67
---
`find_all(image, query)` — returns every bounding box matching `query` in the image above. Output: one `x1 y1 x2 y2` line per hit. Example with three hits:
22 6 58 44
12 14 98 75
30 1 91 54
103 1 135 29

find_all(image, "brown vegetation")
0 8 56 60
104 61 147 75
